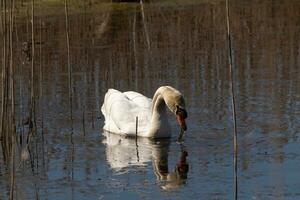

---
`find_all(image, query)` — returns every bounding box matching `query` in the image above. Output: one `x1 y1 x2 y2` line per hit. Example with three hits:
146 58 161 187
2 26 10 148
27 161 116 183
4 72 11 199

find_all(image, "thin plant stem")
64 0 73 135
9 1 15 120
140 0 150 50
82 107 86 136
9 135 15 200
225 0 238 200
39 4 45 168
30 0 36 136
0 1 3 135
65 0 74 184
133 8 138 90
9 0 16 198
1 0 9 163
9 0 15 133
135 116 139 162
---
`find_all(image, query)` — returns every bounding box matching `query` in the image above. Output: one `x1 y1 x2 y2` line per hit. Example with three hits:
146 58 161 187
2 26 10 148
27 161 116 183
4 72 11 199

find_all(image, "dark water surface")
0 0 300 199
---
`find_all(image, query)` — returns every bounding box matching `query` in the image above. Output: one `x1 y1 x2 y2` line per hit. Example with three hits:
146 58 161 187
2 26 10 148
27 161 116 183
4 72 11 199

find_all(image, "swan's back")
101 89 152 135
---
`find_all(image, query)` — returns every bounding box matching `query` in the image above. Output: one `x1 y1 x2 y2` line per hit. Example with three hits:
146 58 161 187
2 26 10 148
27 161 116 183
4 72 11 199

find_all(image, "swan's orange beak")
176 112 187 131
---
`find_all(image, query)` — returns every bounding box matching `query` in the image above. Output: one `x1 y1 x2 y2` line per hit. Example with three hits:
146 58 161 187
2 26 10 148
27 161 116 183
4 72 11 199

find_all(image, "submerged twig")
225 0 238 199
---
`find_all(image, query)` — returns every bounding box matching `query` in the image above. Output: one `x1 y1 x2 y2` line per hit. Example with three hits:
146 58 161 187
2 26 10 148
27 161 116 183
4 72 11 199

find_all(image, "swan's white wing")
101 89 125 134
101 89 152 135
123 91 152 109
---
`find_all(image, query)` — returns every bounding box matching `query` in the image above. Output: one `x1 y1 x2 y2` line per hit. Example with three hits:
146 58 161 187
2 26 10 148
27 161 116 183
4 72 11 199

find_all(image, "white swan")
101 86 187 138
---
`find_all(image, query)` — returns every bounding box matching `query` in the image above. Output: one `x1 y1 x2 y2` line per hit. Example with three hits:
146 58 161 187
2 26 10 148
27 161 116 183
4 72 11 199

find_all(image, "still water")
0 0 300 199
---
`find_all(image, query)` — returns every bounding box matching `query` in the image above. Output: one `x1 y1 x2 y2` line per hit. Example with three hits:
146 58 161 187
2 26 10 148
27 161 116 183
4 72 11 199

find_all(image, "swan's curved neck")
151 89 165 114
148 88 171 138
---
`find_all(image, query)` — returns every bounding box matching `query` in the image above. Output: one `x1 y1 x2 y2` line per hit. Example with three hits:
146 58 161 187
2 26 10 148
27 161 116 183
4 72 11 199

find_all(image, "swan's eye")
176 105 180 113
176 105 188 119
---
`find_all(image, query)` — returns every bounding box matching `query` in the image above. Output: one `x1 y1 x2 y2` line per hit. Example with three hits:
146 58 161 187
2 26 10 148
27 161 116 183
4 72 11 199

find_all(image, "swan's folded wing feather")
101 89 151 135
123 91 152 109
102 89 132 134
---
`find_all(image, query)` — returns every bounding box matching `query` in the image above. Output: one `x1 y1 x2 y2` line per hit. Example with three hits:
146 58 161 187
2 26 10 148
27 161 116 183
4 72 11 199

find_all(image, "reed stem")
64 0 73 135
30 0 35 132
38 1 45 169
140 0 150 50
225 0 238 199
82 108 86 136
1 0 7 161
135 116 139 162
133 7 138 90
9 0 16 198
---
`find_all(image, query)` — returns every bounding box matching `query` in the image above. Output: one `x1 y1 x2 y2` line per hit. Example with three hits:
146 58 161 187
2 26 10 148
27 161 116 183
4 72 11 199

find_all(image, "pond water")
0 0 300 199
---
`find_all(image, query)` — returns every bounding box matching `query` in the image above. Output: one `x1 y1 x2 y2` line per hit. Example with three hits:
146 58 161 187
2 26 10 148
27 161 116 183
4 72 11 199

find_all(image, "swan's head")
175 104 187 131
163 88 188 131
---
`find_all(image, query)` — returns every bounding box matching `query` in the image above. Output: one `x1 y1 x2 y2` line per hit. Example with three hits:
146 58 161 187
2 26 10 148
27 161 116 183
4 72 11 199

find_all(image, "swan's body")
101 86 187 138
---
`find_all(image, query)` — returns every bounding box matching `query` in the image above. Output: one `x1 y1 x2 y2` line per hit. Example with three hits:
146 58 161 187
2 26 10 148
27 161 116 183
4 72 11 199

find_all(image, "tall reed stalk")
0 0 17 198
38 1 45 167
132 7 138 90
140 0 150 50
30 0 35 130
0 0 8 162
135 116 139 162
25 0 36 154
9 0 16 199
64 0 73 135
1 0 17 164
64 0 74 184
225 0 238 199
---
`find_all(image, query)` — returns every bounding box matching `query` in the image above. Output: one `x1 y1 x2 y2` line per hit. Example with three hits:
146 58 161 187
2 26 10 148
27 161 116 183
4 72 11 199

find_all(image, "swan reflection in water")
102 131 189 190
